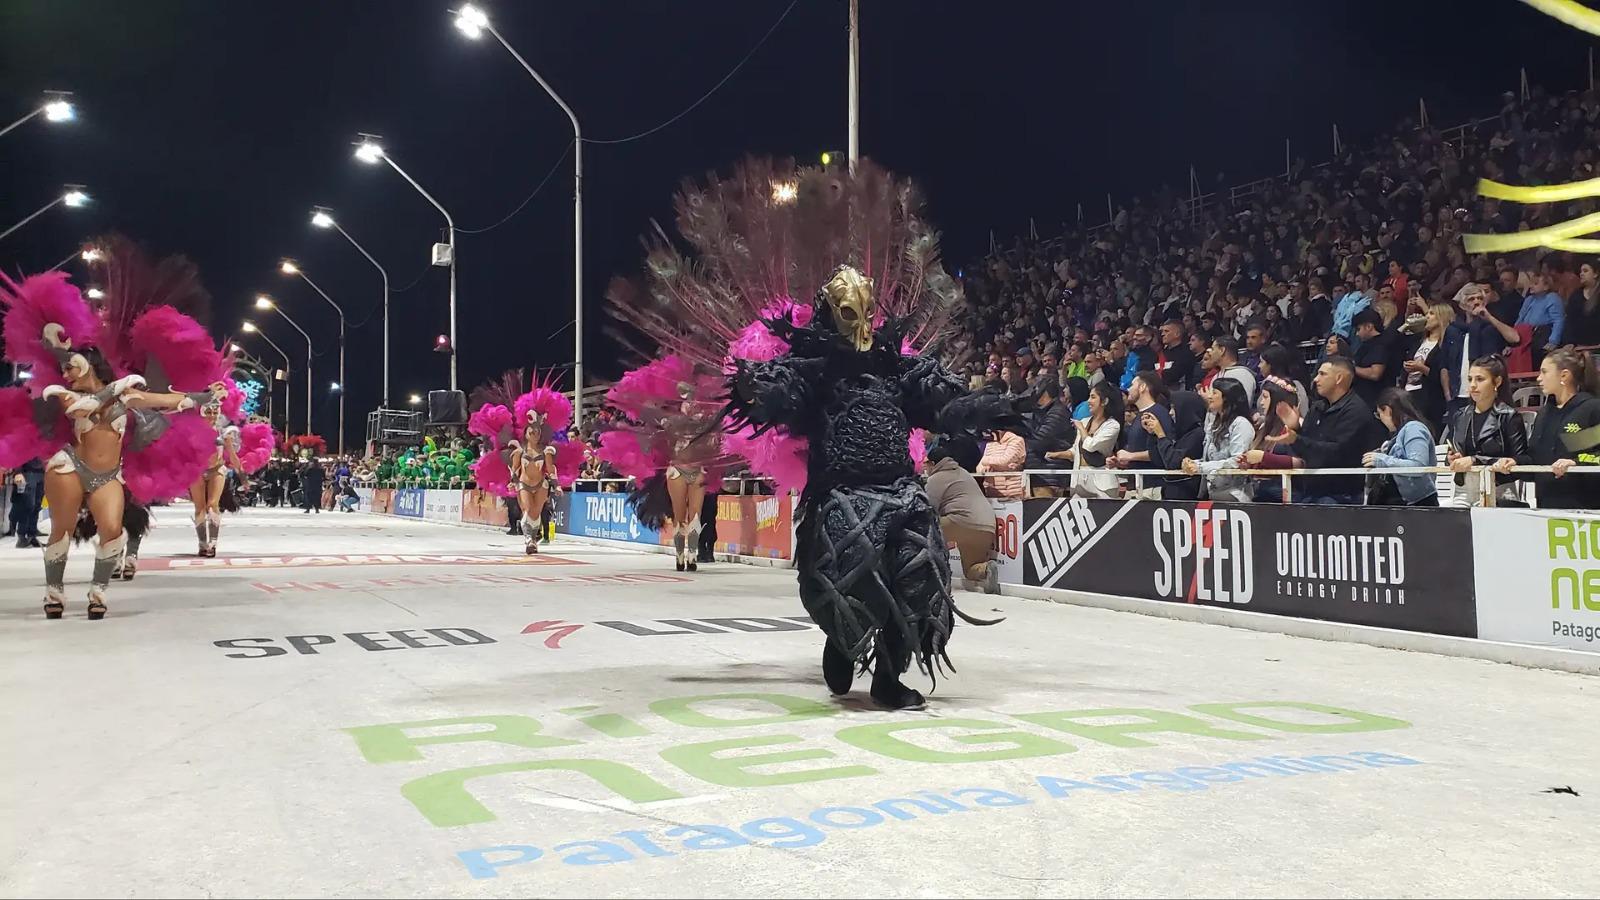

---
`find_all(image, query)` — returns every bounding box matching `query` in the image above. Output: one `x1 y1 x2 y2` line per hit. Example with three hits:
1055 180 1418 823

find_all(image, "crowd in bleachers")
949 84 1600 509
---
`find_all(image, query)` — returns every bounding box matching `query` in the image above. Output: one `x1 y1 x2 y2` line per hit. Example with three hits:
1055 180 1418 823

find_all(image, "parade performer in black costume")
603 158 1020 707
725 265 1019 708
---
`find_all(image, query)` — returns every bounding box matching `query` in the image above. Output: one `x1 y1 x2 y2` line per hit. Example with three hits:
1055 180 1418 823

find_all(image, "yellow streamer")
1478 176 1600 203
1463 2 1600 254
1548 238 1600 252
1462 210 1600 254
1520 0 1600 35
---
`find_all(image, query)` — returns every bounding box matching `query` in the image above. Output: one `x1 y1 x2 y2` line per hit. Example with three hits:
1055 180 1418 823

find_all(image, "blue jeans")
1299 492 1361 506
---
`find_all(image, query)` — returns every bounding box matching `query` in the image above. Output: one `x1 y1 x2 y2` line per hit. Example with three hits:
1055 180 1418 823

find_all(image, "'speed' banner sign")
1021 498 1476 637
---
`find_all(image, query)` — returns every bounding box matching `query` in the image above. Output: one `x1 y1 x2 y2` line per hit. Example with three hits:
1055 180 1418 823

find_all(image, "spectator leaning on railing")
1180 378 1255 502
1023 375 1074 497
1060 380 1123 499
1528 348 1600 510
976 427 1026 499
1363 388 1439 507
1446 355 1529 507
1264 356 1382 504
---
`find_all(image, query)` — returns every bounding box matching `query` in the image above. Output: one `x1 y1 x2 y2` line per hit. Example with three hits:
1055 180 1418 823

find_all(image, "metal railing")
990 464 1600 508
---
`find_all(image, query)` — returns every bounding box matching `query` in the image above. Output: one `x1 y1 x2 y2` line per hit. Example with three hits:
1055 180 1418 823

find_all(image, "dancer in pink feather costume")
470 370 584 554
0 238 229 618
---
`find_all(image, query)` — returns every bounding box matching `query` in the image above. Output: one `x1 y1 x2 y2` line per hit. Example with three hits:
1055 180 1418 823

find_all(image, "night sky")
1 0 1591 446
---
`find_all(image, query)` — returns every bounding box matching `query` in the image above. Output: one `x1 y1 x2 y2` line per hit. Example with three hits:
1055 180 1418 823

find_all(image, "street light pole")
256 298 313 435
312 208 390 407
848 0 859 174
282 261 346 456
0 186 89 243
0 91 74 142
1 198 62 243
354 137 457 392
454 5 585 425
244 329 292 441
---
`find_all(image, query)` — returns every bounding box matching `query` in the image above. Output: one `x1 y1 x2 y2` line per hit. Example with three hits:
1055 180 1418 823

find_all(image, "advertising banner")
394 488 425 519
990 499 1026 585
354 486 374 513
714 494 795 559
565 491 660 545
1471 508 1600 653
422 489 464 523
1021 498 1476 637
945 499 1026 586
460 489 507 526
370 488 393 515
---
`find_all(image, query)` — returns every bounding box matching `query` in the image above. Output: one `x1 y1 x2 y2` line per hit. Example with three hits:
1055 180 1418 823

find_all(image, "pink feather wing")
123 413 215 504
128 306 224 390
237 423 275 474
472 450 514 498
221 378 246 423
0 387 63 469
0 271 100 393
595 428 667 481
468 404 513 443
552 440 585 488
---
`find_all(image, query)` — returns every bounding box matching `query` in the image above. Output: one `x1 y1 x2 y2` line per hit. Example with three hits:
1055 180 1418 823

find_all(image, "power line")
583 0 800 145
456 140 573 234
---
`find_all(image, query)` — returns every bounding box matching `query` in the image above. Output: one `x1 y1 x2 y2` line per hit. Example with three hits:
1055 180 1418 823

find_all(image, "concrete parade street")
0 506 1594 898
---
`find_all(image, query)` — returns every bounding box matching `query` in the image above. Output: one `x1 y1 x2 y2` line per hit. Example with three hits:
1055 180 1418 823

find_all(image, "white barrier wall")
1472 508 1600 653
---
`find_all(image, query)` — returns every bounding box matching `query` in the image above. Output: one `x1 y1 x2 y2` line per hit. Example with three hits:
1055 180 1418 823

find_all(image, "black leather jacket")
1447 402 1530 485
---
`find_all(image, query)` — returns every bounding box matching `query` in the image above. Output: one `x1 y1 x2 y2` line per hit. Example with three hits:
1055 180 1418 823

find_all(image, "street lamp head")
80 247 103 262
280 259 299 275
330 381 342 392
310 208 335 229
62 188 88 208
254 295 275 310
354 136 385 164
44 98 75 123
242 321 259 333
85 287 104 300
771 180 798 205
16 369 33 382
454 4 489 38
408 393 422 405
230 343 244 353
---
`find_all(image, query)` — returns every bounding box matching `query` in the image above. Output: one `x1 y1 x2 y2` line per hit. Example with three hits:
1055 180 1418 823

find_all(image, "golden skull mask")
820 266 876 352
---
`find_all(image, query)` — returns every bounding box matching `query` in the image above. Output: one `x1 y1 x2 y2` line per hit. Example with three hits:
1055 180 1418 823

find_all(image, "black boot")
868 645 925 711
822 641 854 696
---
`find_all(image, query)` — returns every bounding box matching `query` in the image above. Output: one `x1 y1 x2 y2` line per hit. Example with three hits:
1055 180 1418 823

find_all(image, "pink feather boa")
0 387 62 469
123 413 215 504
236 422 275 474
513 387 573 434
0 271 100 394
128 306 224 391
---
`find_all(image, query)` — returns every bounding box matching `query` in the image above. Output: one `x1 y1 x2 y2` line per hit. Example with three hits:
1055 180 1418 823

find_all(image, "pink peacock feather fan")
603 157 961 489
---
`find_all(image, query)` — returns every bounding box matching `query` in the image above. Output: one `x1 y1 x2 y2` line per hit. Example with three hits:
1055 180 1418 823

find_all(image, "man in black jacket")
1270 356 1382 503
298 456 325 514
1154 320 1196 391
1024 376 1074 496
